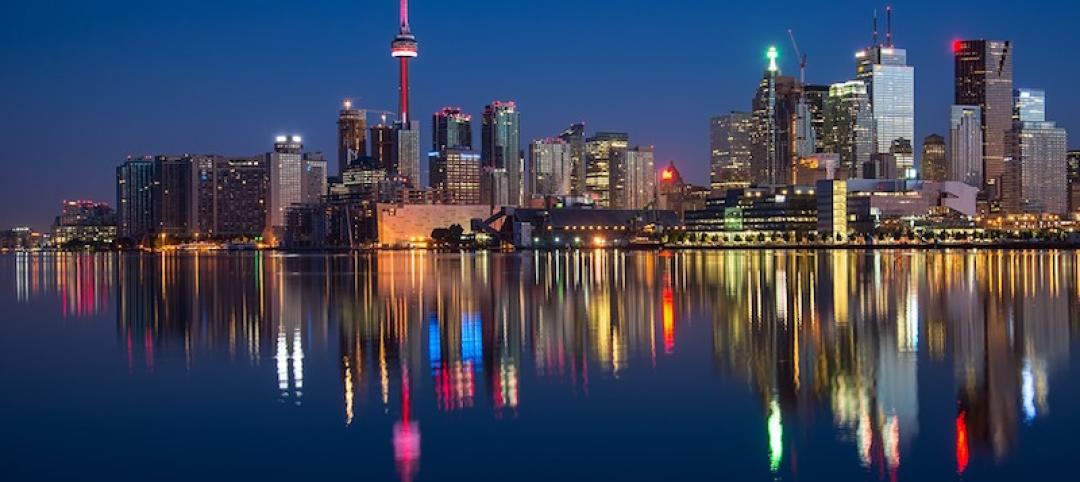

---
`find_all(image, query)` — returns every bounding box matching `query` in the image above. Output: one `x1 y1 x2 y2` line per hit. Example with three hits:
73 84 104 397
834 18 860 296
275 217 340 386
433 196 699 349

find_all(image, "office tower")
214 157 269 238
559 123 587 196
393 121 421 187
302 151 328 204
191 155 222 236
116 157 155 240
529 138 573 197
804 84 830 152
1068 150 1080 214
612 145 656 210
52 200 117 246
268 135 304 231
429 148 481 204
433 107 472 151
1003 121 1068 215
1014 88 1046 123
890 139 913 178
153 155 194 236
709 112 754 194
955 39 1013 194
921 134 947 181
391 0 418 125
823 80 874 177
585 131 629 207
481 101 521 207
751 46 799 185
370 121 395 172
950 105 984 186
856 12 915 178
337 99 367 174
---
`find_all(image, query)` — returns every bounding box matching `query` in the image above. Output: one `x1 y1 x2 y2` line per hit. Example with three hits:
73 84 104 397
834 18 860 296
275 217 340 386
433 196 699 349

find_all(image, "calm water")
1 250 1078 481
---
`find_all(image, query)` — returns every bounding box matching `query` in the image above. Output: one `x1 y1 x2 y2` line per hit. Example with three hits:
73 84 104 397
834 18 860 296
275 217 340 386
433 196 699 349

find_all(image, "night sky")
2 0 1076 230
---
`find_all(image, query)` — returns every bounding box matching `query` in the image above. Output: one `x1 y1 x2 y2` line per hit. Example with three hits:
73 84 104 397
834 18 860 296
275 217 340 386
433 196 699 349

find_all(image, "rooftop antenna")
872 9 878 47
886 5 893 47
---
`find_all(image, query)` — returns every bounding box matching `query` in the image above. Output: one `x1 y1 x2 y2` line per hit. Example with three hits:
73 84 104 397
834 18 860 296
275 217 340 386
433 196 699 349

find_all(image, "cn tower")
390 0 418 125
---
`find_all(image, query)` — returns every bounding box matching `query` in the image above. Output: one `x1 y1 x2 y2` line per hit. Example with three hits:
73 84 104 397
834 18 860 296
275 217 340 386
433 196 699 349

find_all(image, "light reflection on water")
1 250 1077 481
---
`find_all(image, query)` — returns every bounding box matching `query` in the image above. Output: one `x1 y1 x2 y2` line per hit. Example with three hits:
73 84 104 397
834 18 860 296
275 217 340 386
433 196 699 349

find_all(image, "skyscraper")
751 46 799 185
950 105 983 186
433 107 472 151
393 121 422 188
611 146 656 210
709 112 753 194
337 99 367 174
429 148 481 205
823 80 873 177
153 155 195 237
921 134 947 182
1068 150 1080 214
1002 121 1068 215
214 157 269 238
481 101 521 207
529 138 573 197
558 123 587 196
302 152 328 204
856 19 915 178
954 39 1013 195
116 157 155 240
585 132 629 207
1014 88 1046 123
268 135 305 233
804 84 830 152
370 120 396 172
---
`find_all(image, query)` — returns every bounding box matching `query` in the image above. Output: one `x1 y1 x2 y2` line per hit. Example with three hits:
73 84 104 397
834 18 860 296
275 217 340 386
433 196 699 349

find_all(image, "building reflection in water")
9 249 1078 479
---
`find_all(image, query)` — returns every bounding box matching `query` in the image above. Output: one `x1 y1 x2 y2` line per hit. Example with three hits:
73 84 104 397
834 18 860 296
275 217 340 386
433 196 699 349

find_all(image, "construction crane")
787 29 814 159
787 29 807 88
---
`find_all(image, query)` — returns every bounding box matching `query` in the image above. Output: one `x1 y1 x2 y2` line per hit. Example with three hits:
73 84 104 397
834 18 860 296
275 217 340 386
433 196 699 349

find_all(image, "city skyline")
3 0 1079 229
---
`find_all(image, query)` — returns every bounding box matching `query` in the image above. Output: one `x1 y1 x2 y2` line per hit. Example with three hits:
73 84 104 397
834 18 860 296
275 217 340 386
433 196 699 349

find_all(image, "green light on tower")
767 46 779 72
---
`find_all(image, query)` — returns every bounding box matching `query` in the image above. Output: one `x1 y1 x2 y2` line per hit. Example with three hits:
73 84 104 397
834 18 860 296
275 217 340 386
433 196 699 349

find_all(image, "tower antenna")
886 5 893 47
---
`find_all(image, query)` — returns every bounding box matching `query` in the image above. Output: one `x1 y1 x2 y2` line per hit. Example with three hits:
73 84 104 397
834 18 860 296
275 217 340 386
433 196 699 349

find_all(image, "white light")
292 135 303 143
275 136 287 143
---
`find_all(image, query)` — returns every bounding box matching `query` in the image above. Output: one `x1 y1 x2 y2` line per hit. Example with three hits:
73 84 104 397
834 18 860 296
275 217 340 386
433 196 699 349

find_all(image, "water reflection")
6 250 1079 480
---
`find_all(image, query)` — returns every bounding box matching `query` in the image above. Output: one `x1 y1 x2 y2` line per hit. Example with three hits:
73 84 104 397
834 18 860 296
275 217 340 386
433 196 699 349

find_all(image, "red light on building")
661 168 675 181
952 40 963 54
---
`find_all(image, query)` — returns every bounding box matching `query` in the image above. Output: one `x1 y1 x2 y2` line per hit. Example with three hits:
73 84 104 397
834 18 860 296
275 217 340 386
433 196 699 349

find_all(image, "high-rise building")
612 146 656 210
393 121 422 188
529 138 573 197
116 157 155 240
1014 88 1046 123
751 46 799 185
823 80 873 177
481 101 521 207
370 121 396 172
268 135 305 232
153 155 195 237
856 32 915 178
921 134 947 182
1068 150 1080 214
955 39 1013 194
950 105 984 186
337 99 367 175
558 123 587 196
433 107 472 151
1002 121 1068 215
585 132 629 207
804 84 830 152
709 112 754 194
214 157 269 238
302 152 328 204
429 148 481 205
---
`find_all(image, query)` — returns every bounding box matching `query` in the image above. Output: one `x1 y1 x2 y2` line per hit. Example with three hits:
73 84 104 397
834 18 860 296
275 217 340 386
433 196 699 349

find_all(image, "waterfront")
1 250 1078 481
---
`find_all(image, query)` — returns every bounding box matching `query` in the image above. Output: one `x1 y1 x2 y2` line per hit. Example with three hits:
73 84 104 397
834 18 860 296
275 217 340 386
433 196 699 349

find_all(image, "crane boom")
787 29 807 86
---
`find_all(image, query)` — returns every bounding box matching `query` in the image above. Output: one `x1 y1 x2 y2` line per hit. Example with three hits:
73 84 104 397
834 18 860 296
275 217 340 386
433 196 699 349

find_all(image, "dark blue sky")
2 0 1076 230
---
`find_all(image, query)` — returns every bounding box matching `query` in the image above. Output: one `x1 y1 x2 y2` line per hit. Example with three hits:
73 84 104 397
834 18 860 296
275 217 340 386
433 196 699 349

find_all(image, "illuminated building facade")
611 145 655 210
823 80 874 177
1014 88 1045 123
51 200 117 246
116 156 155 240
337 99 367 175
429 148 481 205
585 131 629 207
558 122 587 196
1068 150 1080 214
856 44 915 178
751 47 799 185
710 112 754 194
213 157 269 238
950 105 984 187
1002 121 1068 215
921 134 947 182
370 122 396 172
954 39 1013 195
433 107 472 151
529 138 573 197
393 121 422 188
481 101 521 207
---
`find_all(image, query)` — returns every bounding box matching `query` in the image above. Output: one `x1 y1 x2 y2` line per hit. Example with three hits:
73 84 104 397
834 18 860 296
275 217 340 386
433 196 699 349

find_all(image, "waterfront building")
529 138 573 198
375 204 491 248
214 157 269 238
710 112 754 194
558 123 587 196
153 155 196 237
429 148 482 205
1002 121 1068 215
955 39 1013 194
481 101 521 207
822 80 874 178
268 135 324 236
921 134 947 182
611 145 656 210
337 99 367 175
116 156 155 240
585 132 629 207
950 105 984 186
1068 150 1080 215
816 180 848 238
52 200 117 246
